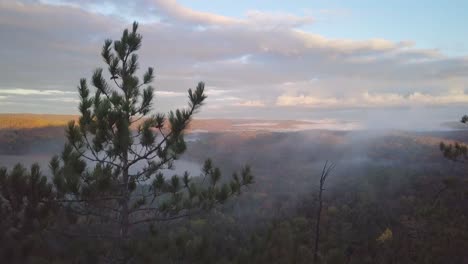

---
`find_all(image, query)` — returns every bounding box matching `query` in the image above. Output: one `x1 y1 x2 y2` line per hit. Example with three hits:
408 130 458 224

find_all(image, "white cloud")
233 100 266 107
151 0 313 29
245 10 313 29
277 90 468 108
277 94 341 107
213 96 241 101
154 90 186 97
204 88 232 96
43 97 80 103
0 89 75 96
152 0 241 26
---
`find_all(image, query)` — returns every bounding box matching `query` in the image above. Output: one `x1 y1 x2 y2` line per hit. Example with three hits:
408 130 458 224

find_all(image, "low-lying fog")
1 116 467 184
0 133 205 178
0 152 202 179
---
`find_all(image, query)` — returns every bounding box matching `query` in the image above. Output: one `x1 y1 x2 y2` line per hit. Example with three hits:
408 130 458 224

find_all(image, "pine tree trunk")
121 166 130 240
118 154 130 264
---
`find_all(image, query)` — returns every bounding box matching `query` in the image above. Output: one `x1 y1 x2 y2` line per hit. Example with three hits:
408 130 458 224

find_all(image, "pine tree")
49 22 253 260
0 164 57 262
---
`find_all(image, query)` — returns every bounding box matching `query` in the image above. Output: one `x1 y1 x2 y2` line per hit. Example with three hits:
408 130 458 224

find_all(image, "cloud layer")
1 0 468 124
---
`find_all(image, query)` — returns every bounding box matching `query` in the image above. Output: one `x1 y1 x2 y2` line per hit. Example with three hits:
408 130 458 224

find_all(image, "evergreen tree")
0 164 57 262
49 21 253 260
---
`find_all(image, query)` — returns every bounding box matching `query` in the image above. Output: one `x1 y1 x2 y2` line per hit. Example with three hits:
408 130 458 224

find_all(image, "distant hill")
0 114 77 129
0 113 333 132
1 113 468 168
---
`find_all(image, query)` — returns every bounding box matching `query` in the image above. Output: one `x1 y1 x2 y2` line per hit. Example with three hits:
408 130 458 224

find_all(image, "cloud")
233 100 266 107
213 96 241 101
277 94 341 107
145 0 315 29
244 10 313 29
43 97 80 103
1 0 468 119
0 89 75 96
204 88 232 96
277 90 468 109
32 0 314 29
154 90 186 97
151 0 241 26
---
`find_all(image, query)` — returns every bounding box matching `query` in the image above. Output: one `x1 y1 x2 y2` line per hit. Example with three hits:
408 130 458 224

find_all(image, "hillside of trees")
2 127 468 263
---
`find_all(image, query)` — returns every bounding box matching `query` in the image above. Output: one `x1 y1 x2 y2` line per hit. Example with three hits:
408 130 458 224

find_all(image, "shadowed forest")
1 22 468 264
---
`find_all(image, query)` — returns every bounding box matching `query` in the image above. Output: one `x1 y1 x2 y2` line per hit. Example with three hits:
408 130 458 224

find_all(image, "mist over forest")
2 115 468 262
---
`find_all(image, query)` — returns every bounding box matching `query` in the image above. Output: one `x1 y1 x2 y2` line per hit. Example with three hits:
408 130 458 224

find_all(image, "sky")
1 0 468 129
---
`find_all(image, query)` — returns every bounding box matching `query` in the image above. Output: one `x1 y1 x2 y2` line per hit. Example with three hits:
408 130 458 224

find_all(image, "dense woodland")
2 128 468 263
1 23 468 264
